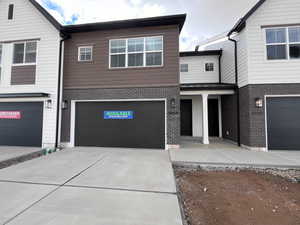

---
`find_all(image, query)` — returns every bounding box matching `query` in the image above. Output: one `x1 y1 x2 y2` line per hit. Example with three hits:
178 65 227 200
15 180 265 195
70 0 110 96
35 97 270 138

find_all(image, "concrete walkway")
0 148 182 225
171 140 300 168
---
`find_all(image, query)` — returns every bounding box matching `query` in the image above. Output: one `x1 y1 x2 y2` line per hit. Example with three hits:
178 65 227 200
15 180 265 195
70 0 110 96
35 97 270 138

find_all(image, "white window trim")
265 26 300 61
78 46 93 62
204 62 214 72
12 41 38 66
109 36 164 69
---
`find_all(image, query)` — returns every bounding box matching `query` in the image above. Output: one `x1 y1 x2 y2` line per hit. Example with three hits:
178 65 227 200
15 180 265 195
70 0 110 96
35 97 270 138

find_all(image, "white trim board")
70 98 168 150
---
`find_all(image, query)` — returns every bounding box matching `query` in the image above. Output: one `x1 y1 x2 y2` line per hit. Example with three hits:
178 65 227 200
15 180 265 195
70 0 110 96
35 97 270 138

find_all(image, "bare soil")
175 169 300 225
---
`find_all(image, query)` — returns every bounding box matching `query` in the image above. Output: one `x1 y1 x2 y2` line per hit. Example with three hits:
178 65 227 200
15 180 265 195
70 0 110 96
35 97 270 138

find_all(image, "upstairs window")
13 41 37 65
109 36 163 68
180 64 188 72
78 46 93 62
8 4 14 20
266 27 300 60
205 63 214 72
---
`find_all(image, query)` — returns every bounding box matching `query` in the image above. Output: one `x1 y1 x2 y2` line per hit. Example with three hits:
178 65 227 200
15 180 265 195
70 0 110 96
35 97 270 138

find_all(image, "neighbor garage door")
266 97 300 151
0 102 43 147
75 101 165 149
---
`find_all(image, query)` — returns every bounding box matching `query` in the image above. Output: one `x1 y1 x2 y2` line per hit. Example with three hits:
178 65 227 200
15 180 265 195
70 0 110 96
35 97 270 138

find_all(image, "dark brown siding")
63 25 180 89
11 65 36 85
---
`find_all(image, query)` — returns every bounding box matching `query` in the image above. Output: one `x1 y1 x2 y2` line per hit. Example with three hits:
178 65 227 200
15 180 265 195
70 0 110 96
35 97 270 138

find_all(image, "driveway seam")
63 184 177 195
3 155 107 225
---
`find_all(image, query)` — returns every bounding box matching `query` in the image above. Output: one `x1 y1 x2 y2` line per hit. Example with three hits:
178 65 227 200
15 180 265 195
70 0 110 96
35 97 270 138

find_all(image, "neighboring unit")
201 0 300 151
0 0 64 147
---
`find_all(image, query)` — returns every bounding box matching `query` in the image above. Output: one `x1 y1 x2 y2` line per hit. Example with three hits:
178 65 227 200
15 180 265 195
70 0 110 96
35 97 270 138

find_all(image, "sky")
37 0 259 51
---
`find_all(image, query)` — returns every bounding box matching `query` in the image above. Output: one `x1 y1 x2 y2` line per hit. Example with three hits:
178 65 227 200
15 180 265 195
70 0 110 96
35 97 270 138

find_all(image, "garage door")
266 97 300 151
75 101 165 149
0 102 43 147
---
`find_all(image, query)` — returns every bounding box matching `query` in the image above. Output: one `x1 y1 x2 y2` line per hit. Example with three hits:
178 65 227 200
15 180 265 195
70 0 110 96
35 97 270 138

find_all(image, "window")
180 64 188 72
266 27 300 60
78 46 93 62
205 63 214 72
8 4 14 20
109 36 163 68
13 41 37 64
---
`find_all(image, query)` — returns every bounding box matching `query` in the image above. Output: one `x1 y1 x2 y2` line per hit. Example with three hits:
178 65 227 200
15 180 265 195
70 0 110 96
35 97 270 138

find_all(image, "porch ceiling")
180 83 237 91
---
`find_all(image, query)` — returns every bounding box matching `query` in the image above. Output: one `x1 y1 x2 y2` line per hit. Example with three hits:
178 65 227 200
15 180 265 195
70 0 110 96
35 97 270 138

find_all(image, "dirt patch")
175 169 300 225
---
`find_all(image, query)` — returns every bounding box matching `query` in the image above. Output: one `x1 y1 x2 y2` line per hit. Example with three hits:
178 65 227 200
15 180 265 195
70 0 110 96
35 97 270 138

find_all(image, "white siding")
180 56 219 84
0 0 61 147
203 39 236 84
246 0 300 85
236 30 249 87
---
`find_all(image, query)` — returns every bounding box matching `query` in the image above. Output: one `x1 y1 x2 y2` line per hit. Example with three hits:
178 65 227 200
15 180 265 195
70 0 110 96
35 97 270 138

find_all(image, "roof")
28 1 186 34
181 83 237 91
228 0 266 36
62 14 187 33
28 0 62 31
180 50 222 57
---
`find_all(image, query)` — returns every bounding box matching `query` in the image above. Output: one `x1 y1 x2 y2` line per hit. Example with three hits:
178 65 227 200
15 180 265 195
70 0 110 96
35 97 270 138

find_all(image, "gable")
0 0 61 40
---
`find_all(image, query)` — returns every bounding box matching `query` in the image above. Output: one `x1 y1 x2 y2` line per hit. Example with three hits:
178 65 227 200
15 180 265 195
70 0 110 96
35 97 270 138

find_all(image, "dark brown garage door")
75 101 165 149
0 102 43 147
266 97 300 151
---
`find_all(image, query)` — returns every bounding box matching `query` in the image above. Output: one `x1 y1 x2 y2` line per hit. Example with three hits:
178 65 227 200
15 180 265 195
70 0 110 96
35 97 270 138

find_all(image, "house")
182 0 300 151
0 0 185 150
59 15 186 150
0 0 64 148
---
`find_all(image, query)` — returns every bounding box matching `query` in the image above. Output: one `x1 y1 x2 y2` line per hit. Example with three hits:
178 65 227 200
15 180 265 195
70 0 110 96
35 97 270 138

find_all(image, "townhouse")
0 0 185 150
59 15 186 150
0 0 63 148
181 0 300 151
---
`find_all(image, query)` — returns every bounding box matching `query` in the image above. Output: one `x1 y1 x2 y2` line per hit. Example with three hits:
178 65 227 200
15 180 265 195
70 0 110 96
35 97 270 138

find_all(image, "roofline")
180 83 237 91
227 0 266 36
180 50 222 57
28 0 62 31
62 14 187 33
28 1 186 35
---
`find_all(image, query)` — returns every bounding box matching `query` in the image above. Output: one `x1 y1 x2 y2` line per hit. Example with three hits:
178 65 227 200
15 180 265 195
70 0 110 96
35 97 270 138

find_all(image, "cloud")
38 0 166 25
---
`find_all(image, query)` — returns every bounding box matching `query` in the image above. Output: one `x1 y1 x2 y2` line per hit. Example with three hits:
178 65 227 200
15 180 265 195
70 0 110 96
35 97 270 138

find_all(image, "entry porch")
180 83 237 145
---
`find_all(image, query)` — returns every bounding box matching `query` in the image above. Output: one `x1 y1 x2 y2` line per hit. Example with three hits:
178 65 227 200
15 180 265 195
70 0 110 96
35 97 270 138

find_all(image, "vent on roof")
8 4 14 20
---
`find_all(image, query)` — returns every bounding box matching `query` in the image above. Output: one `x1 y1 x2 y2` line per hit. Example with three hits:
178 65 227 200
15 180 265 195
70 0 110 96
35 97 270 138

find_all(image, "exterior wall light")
255 98 263 108
170 98 176 109
62 100 68 110
46 99 52 109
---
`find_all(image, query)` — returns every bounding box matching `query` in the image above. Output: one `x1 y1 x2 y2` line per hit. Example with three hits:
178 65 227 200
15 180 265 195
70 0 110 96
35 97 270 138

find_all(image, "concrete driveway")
0 148 182 225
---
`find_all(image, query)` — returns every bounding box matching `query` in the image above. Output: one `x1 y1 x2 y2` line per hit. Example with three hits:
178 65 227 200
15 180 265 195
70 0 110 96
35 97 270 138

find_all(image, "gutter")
55 33 71 149
228 36 241 146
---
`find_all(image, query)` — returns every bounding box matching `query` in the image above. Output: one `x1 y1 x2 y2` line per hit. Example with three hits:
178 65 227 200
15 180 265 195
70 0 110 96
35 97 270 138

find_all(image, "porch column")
202 94 209 144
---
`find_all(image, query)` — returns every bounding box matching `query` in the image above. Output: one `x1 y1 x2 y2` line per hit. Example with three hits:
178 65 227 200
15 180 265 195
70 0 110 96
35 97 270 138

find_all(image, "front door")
180 100 193 136
208 99 219 137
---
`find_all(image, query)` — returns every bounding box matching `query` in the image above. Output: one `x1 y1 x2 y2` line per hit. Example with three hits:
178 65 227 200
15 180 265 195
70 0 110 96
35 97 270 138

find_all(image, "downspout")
228 36 241 146
55 33 70 149
218 50 222 83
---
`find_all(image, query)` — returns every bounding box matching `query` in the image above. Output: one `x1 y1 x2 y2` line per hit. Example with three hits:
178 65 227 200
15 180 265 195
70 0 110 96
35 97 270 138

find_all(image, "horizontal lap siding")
180 56 219 84
246 0 300 85
11 65 36 85
0 0 61 147
63 25 180 88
